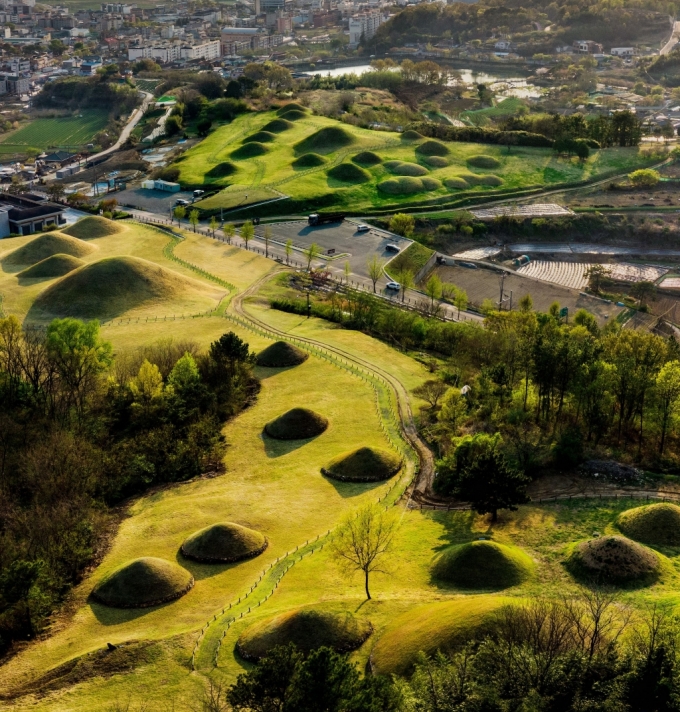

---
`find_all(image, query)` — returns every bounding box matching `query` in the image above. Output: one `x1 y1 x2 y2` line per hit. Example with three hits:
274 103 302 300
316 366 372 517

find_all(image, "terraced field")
518 260 669 290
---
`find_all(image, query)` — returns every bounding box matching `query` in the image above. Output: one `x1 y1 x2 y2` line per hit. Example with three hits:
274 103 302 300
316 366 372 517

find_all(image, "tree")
367 255 385 292
575 141 590 163
413 379 448 409
388 213 415 237
303 242 320 271
197 118 212 137
224 223 234 244
454 289 468 318
47 183 65 202
500 132 519 154
173 205 186 226
164 114 182 136
241 220 254 250
584 264 611 293
285 238 293 265
209 215 218 238
631 280 656 308
344 260 351 284
425 274 442 311
189 209 200 233
263 225 272 259
656 361 680 454
396 268 414 302
629 169 660 188
225 80 242 98
129 359 163 404
330 503 396 600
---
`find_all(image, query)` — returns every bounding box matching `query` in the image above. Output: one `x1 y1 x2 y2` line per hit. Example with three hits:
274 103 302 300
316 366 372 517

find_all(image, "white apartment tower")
348 11 383 49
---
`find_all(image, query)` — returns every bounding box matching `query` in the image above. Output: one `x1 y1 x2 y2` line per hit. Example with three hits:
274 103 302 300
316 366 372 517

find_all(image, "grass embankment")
175 109 650 217
385 242 434 277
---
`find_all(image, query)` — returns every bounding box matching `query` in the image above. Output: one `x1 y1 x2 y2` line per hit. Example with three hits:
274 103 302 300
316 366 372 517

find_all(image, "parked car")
356 224 370 232
192 189 205 200
385 244 400 253
386 281 401 291
174 198 189 207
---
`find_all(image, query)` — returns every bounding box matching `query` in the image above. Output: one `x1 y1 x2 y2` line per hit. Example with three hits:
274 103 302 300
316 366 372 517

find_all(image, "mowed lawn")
177 109 653 215
0 110 109 152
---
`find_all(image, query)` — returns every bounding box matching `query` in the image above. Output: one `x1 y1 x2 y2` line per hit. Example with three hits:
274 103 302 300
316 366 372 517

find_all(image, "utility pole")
498 271 506 311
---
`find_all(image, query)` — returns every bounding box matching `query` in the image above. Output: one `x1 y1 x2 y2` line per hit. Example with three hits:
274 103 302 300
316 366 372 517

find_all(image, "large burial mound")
327 163 371 184
277 102 306 115
231 142 269 159
352 151 382 166
256 340 308 367
243 130 276 144
401 130 423 141
415 140 450 157
263 118 293 133
617 503 680 546
181 522 267 563
264 407 328 440
30 256 220 320
237 608 372 661
292 153 327 169
432 541 533 590
18 253 85 279
3 232 96 267
322 446 402 482
63 216 123 239
91 557 194 608
295 126 355 155
279 109 307 121
385 160 428 177
370 597 509 676
378 177 441 195
205 162 237 179
467 155 501 169
567 535 661 584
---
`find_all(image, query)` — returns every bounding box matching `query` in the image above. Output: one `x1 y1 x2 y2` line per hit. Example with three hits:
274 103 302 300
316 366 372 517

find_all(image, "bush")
209 98 247 121
629 168 660 188
410 122 554 148
327 163 371 183
416 140 450 156
467 155 501 169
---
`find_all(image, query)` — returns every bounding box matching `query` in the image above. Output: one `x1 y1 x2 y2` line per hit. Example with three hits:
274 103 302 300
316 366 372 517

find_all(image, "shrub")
408 123 554 148
352 151 382 166
467 155 501 169
629 168 660 188
416 140 450 156
327 163 371 183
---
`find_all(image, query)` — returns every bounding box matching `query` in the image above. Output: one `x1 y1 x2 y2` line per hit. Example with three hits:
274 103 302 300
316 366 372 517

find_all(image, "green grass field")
4 218 680 710
175 109 652 216
0 110 109 153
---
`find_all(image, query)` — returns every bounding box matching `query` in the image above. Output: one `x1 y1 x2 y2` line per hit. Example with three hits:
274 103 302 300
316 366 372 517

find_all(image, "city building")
79 56 103 75
611 47 637 57
573 40 604 54
0 193 66 237
348 10 383 48
180 39 221 60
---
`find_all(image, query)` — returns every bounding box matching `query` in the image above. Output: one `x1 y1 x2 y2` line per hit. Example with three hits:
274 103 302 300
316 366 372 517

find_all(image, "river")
302 63 541 98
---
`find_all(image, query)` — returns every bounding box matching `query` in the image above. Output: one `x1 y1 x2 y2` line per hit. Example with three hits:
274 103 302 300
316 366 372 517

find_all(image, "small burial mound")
237 608 372 661
243 130 276 144
264 407 328 440
181 522 267 563
415 140 449 157
432 541 533 590
279 109 307 122
327 163 371 184
292 153 327 169
567 535 661 585
467 155 502 169
385 160 428 177
352 151 382 166
444 177 469 189
465 173 503 187
370 597 509 676
18 253 85 279
322 446 402 482
91 557 194 608
206 162 237 179
401 130 423 141
423 156 449 168
63 216 123 240
277 102 306 115
294 126 355 155
231 142 269 159
256 340 308 367
3 232 96 267
617 503 680 546
378 177 441 195
30 256 220 320
263 118 293 133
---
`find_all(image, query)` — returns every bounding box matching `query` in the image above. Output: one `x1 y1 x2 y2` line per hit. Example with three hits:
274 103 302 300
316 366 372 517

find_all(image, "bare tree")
330 503 396 600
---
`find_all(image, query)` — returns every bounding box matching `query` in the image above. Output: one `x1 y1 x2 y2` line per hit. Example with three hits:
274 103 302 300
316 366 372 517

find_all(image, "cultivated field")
0 110 110 153
517 260 670 290
174 107 650 215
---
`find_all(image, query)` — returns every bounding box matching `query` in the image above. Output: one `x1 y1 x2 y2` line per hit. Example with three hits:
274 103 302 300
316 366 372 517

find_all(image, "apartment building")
573 40 604 54
348 10 383 48
180 39 221 60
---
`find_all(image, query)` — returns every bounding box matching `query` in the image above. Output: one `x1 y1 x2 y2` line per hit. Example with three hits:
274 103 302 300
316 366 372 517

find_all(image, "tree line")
0 318 256 657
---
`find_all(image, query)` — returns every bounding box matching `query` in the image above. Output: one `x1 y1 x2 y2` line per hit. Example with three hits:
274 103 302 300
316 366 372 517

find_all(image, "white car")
386 281 401 291
356 224 370 232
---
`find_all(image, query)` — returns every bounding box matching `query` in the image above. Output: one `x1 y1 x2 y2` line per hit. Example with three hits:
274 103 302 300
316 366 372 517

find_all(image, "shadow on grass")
175 549 240 582
262 431 320 457
320 472 386 499
89 599 169 625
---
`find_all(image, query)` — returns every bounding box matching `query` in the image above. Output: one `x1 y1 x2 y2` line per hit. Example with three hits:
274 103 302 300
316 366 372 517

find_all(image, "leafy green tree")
656 361 680 454
164 114 182 136
241 220 254 250
209 215 218 238
303 242 320 271
224 222 234 244
285 238 293 265
263 224 272 258
173 205 186 226
388 213 415 237
189 209 200 233
425 273 442 311
395 268 414 302
454 289 468 318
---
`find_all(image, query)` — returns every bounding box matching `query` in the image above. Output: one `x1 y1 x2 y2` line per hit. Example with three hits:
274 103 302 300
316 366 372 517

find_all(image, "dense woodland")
0 318 256 657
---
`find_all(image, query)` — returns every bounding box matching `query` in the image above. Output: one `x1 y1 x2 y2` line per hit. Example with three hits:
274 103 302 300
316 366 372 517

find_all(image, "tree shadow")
262 431 321 457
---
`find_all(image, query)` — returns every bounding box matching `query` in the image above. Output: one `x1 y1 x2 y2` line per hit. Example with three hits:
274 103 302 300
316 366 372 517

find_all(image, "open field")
0 111 110 153
174 108 652 216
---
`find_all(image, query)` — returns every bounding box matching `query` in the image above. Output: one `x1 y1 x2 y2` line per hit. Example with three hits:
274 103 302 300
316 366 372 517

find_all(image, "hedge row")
408 122 554 148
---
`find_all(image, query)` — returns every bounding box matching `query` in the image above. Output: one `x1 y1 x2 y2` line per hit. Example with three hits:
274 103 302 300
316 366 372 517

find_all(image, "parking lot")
258 219 411 280
115 187 196 216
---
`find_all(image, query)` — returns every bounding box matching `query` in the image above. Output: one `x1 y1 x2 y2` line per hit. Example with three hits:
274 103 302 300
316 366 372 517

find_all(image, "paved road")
661 20 680 54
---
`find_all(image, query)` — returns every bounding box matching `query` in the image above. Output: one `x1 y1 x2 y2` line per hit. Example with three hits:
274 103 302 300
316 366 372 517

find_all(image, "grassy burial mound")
3 232 96 267
231 142 269 160
432 541 534 590
467 155 502 169
385 160 429 177
63 216 123 240
181 522 267 563
277 102 306 115
91 557 194 608
415 140 449 157
205 162 237 179
263 118 293 133
30 256 222 320
327 163 371 184
567 535 661 585
444 177 470 189
264 407 328 440
322 446 402 482
423 156 449 168
617 503 680 546
237 608 372 661
18 253 85 279
292 153 327 169
294 126 356 155
256 340 308 367
370 597 509 676
279 109 307 121
243 131 276 144
352 151 382 166
378 176 442 195
401 130 423 141
464 173 503 187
